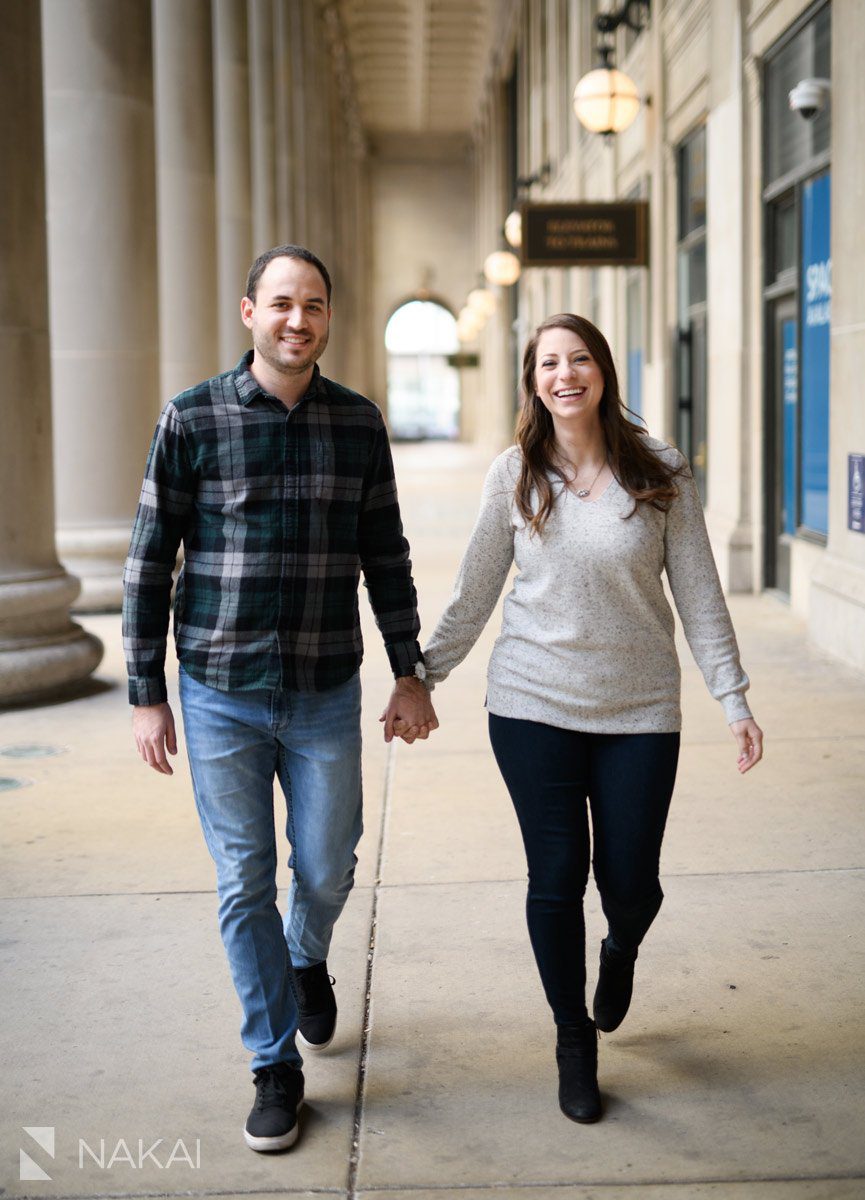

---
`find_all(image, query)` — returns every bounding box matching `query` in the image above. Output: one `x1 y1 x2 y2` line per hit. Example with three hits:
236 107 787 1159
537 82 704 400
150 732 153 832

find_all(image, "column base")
704 508 754 593
56 525 131 612
810 553 865 673
0 571 104 705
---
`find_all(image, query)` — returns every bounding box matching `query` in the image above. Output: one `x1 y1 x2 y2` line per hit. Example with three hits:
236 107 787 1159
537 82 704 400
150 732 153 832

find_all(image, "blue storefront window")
800 171 831 535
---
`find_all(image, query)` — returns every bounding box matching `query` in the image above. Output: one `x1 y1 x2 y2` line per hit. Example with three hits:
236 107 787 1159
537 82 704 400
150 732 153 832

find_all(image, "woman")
415 314 763 1124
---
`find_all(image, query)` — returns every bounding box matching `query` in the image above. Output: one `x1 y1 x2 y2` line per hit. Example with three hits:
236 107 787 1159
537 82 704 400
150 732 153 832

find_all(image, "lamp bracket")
595 0 650 36
515 160 552 191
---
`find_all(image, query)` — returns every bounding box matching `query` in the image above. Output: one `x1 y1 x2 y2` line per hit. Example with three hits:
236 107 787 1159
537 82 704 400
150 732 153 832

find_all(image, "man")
123 244 437 1153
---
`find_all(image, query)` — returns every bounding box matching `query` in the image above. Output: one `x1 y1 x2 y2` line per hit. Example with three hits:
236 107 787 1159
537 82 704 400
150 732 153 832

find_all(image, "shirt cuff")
386 640 424 679
128 674 168 706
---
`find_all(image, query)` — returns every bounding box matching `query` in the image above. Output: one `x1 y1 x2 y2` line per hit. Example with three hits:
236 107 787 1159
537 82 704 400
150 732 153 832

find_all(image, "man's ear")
240 296 254 328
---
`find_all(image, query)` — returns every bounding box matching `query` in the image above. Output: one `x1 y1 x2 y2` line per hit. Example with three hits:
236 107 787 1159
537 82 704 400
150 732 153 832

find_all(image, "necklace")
571 459 607 499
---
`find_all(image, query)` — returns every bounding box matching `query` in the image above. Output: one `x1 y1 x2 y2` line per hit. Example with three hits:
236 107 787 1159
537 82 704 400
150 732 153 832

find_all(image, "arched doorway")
384 300 460 440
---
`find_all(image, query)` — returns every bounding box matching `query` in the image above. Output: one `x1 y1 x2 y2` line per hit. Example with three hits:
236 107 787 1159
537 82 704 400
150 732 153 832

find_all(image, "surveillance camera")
788 78 831 120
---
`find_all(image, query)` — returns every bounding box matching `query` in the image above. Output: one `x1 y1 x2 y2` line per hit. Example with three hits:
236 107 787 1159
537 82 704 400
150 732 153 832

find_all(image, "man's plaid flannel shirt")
122 354 423 705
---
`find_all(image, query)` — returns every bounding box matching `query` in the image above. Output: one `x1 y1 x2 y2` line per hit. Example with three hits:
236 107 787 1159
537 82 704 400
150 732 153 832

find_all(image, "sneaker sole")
297 1027 335 1053
243 1100 304 1152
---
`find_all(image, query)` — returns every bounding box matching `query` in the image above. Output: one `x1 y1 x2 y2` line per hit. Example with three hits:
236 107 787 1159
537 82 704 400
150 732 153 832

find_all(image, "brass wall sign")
520 201 649 267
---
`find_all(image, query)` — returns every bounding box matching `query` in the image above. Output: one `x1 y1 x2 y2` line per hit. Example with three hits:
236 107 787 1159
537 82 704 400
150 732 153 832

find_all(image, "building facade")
470 0 865 671
1 0 864 705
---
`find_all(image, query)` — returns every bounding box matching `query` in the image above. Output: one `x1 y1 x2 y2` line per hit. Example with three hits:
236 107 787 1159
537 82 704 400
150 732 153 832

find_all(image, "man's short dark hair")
245 244 332 305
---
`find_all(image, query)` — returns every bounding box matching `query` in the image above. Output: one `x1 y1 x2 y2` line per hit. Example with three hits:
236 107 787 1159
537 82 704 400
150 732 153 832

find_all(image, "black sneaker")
244 1063 304 1152
293 960 337 1051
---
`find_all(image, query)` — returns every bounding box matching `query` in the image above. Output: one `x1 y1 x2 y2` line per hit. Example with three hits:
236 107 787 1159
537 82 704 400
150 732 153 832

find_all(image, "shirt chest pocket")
306 439 366 504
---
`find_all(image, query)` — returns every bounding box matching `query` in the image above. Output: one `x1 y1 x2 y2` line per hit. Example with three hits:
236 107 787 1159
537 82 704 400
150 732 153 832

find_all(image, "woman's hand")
380 677 439 744
730 717 764 774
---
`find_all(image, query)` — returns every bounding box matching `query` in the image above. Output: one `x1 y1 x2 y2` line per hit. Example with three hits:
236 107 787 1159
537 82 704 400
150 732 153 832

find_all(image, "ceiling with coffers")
336 0 497 136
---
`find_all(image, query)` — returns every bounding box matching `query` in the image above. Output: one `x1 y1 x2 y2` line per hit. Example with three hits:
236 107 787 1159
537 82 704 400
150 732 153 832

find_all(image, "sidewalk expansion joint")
346 737 397 1199
373 864 865 890
353 1169 865 1193
11 1188 346 1200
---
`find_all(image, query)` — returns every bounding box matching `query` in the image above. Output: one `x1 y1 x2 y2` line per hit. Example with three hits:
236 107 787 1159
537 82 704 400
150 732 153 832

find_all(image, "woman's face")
533 327 605 430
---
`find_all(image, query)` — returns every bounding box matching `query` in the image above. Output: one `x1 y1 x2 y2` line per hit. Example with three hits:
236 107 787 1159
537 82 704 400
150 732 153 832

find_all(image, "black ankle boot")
592 939 637 1033
556 1019 601 1124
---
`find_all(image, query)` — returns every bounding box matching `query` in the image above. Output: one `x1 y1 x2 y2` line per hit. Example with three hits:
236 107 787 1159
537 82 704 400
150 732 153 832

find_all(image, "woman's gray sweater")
422 441 752 733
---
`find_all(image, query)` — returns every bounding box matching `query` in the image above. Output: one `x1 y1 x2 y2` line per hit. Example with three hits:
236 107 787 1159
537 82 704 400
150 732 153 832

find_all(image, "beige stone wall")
369 142 475 413
810 0 865 669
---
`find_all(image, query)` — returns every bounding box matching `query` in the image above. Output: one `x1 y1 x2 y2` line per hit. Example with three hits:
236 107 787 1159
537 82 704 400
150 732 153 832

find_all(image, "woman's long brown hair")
515 313 684 534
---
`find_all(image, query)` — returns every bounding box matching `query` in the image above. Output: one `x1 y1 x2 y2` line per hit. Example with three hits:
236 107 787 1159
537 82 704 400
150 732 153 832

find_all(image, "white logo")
18 1127 201 1179
78 1138 201 1169
20 1127 55 1181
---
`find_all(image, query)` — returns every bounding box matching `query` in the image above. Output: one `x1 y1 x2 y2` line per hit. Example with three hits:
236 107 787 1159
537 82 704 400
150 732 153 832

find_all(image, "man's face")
240 256 331 376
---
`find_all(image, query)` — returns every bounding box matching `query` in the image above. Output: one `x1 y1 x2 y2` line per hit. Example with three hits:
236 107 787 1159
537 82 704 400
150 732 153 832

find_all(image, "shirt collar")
234 350 327 408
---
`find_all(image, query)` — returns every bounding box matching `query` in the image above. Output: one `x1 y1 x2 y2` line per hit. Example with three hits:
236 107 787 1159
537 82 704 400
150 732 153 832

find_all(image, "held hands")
133 702 178 775
730 717 764 774
380 675 439 745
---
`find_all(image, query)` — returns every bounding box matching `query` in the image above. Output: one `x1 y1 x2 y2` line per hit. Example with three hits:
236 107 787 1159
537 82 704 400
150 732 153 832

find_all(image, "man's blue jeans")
178 666 363 1070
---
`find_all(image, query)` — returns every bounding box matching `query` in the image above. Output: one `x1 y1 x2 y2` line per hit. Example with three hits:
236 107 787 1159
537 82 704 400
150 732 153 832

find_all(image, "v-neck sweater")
422 441 752 734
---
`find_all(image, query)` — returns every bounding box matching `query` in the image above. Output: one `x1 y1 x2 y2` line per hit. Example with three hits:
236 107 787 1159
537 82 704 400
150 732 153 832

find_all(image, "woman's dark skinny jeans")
488 714 680 1026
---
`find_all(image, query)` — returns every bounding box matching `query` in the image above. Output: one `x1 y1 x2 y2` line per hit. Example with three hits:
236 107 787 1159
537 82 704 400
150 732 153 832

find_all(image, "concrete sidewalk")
2 442 864 1200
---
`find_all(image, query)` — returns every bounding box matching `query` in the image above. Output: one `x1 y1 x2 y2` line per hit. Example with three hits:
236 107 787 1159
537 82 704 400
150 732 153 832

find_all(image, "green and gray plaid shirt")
122 353 423 705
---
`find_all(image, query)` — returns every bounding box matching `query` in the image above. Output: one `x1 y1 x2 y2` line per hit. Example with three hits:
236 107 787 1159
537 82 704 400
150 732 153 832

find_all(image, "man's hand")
380 676 439 744
133 702 178 775
730 717 764 774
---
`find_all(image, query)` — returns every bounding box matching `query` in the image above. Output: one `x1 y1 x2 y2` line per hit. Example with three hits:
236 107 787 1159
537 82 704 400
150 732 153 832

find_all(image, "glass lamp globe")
504 209 522 249
467 287 497 317
483 250 521 287
457 306 483 340
456 315 480 344
573 67 640 134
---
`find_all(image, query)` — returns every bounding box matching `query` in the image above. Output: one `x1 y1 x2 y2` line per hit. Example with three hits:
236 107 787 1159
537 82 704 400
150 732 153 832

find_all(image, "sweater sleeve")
663 454 752 723
422 453 516 687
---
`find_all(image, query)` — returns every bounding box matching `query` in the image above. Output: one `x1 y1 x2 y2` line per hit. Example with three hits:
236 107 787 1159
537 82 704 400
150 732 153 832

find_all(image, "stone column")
703 0 752 591
43 0 161 611
288 0 309 244
153 0 218 401
274 0 296 241
213 0 253 368
810 0 865 670
0 3 102 703
249 0 277 254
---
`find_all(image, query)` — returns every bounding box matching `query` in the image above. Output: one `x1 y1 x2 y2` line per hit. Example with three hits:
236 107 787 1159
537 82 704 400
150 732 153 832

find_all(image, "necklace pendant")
576 487 589 498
